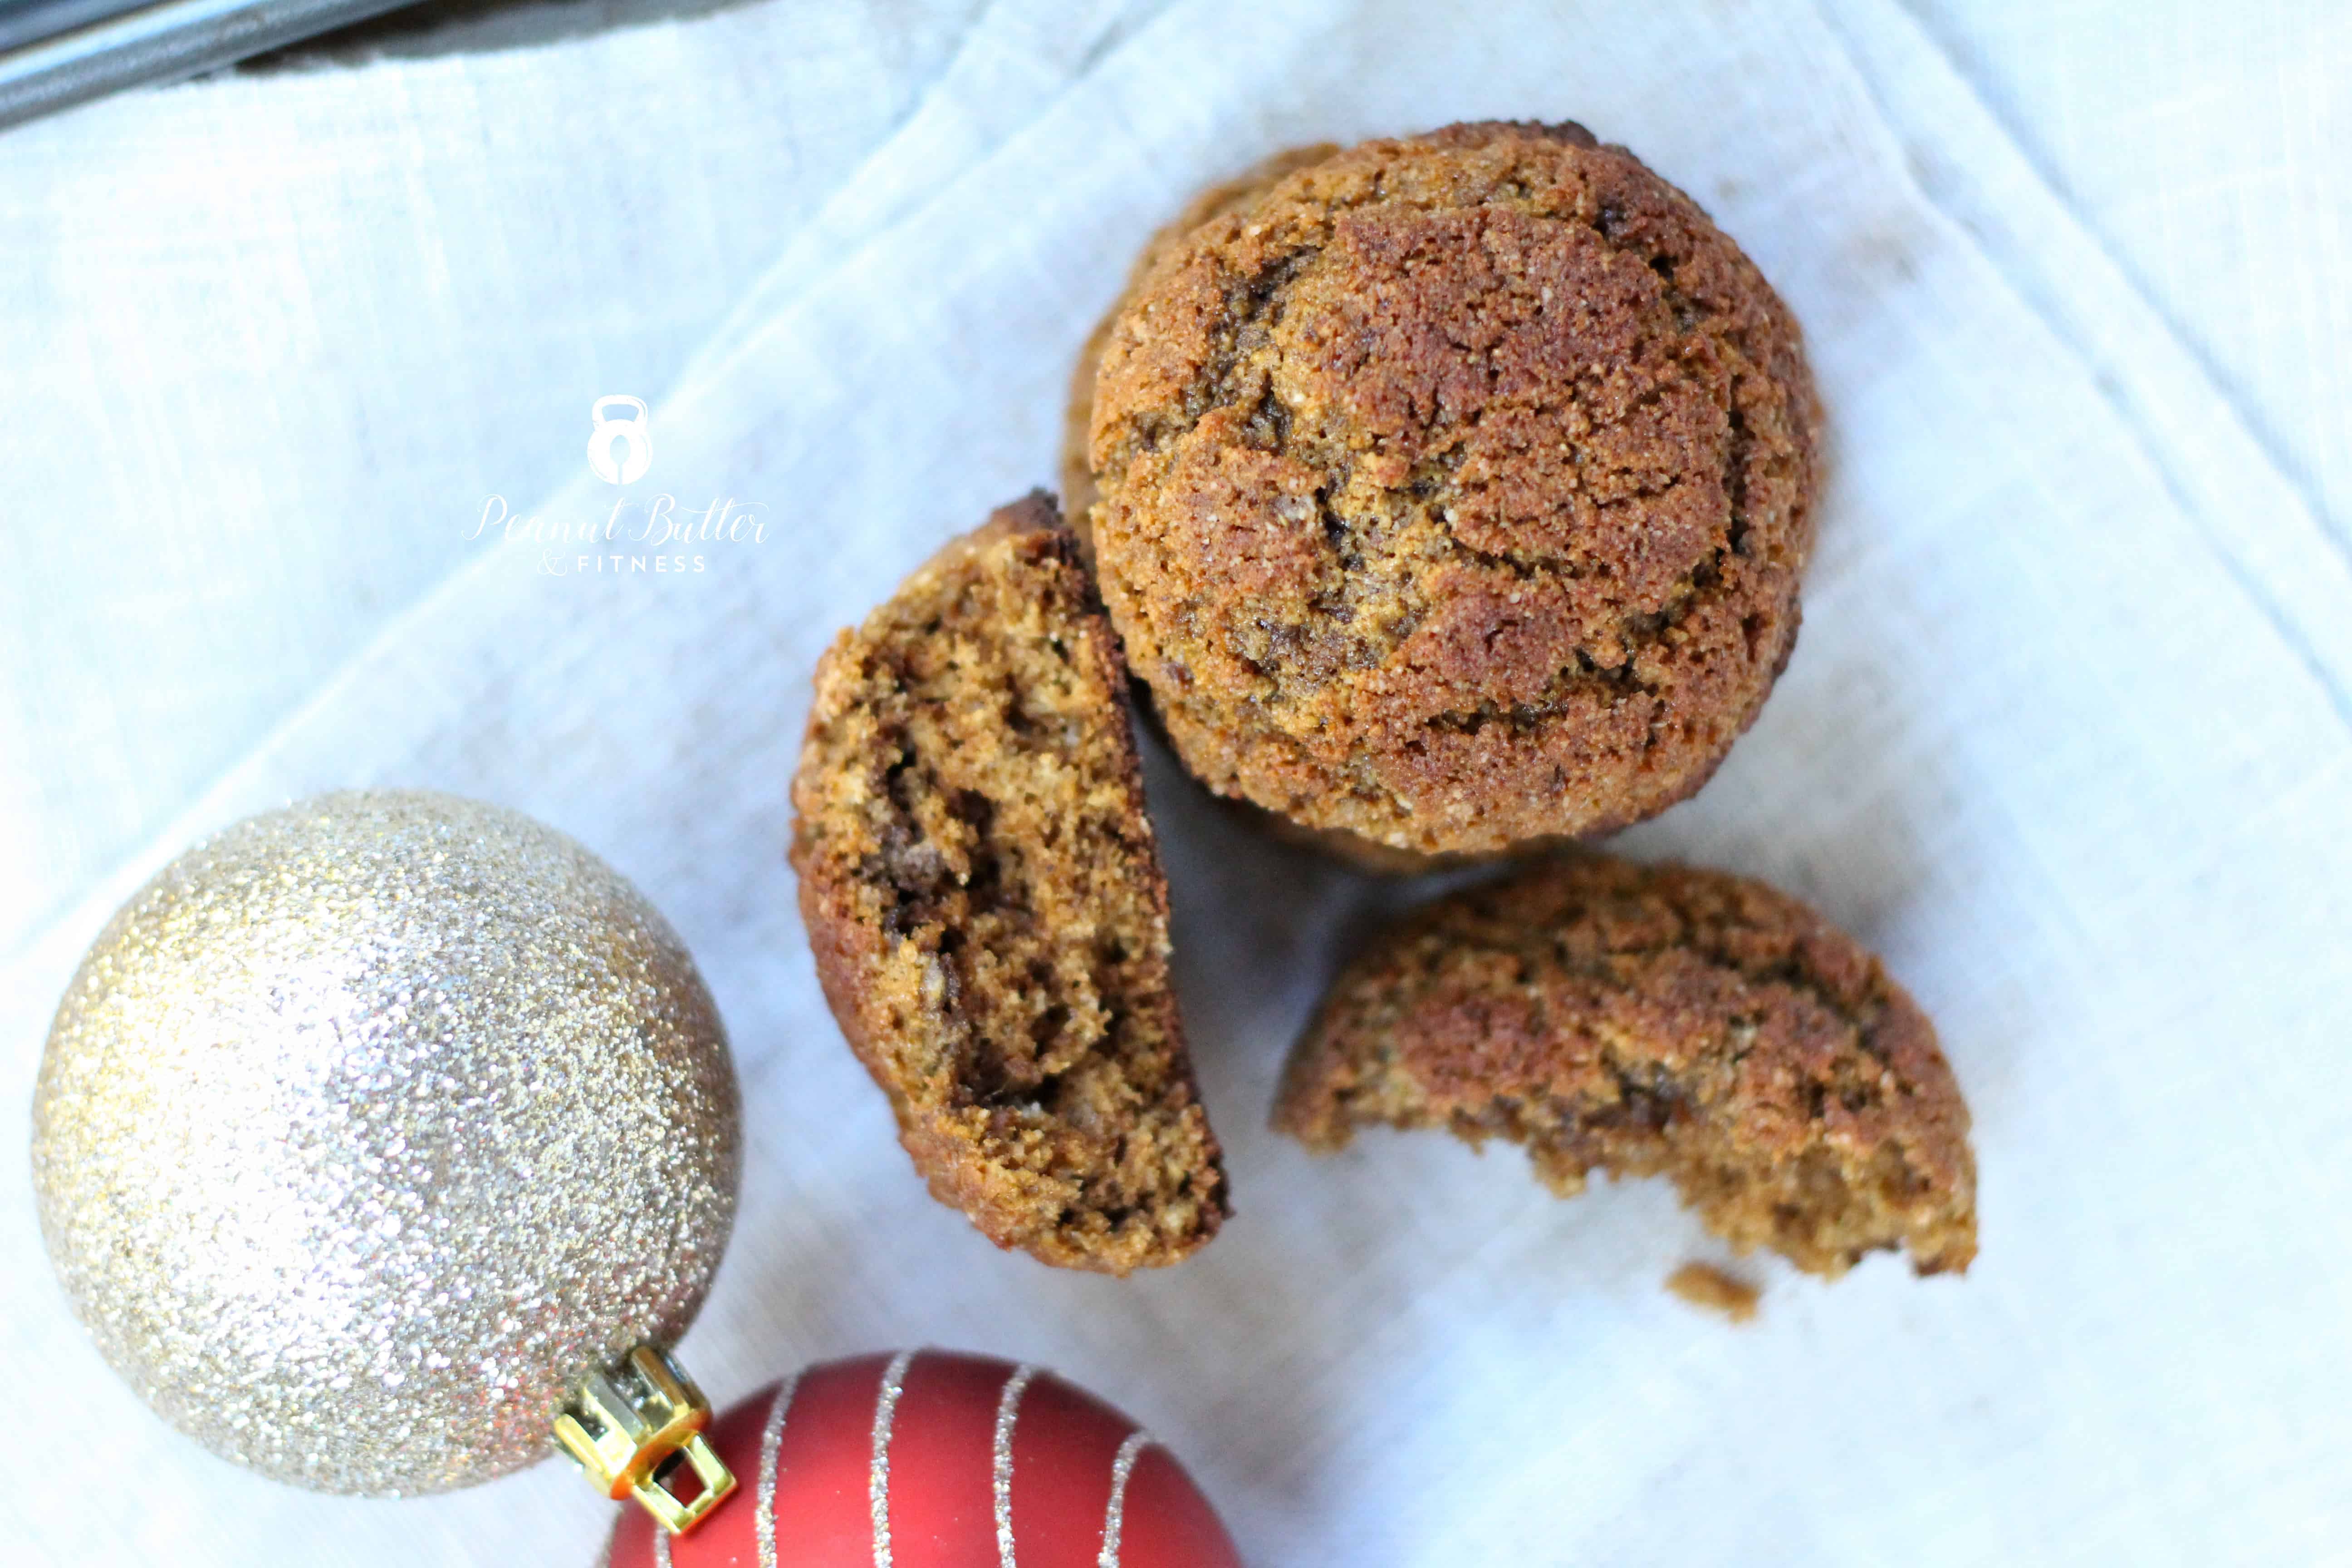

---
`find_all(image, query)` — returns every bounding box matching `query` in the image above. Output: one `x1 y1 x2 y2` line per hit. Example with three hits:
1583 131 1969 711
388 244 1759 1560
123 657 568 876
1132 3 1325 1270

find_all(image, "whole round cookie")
1080 121 1821 862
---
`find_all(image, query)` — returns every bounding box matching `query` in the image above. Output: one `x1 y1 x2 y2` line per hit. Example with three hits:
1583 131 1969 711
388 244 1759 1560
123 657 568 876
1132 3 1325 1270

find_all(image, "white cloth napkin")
0 0 983 955
5 0 2349 1563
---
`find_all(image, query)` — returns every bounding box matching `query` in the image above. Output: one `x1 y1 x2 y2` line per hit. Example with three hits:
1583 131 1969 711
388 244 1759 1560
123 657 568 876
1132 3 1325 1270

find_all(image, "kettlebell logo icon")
588 395 652 485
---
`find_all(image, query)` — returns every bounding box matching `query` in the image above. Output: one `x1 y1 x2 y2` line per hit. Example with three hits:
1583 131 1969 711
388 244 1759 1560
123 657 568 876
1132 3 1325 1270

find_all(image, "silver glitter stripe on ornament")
869 1349 917 1567
1096 1430 1152 1568
757 1371 804 1568
990 1363 1039 1567
653 1519 674 1568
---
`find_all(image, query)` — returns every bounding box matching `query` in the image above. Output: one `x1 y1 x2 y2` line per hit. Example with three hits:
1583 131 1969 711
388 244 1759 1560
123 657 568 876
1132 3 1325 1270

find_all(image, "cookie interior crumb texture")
1666 1262 1762 1323
1274 853 1975 1278
790 493 1228 1273
1082 120 1821 863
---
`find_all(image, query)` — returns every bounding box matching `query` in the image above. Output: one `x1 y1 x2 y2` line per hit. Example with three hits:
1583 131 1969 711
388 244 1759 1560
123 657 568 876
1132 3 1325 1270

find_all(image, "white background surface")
4 1 2349 1563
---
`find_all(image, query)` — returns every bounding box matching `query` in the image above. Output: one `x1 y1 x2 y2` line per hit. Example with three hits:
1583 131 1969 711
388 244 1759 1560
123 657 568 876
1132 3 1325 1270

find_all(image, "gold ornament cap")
557 1344 737 1533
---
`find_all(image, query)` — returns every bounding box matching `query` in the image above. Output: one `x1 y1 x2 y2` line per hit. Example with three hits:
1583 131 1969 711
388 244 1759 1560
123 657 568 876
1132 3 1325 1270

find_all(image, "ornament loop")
556 1345 737 1534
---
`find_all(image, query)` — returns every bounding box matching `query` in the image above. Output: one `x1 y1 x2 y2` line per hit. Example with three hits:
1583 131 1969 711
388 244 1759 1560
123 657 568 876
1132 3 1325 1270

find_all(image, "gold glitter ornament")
30 789 742 1503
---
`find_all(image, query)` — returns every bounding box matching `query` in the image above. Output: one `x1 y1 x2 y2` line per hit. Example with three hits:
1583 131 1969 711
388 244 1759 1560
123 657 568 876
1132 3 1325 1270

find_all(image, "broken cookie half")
791 492 1228 1273
1276 853 1976 1278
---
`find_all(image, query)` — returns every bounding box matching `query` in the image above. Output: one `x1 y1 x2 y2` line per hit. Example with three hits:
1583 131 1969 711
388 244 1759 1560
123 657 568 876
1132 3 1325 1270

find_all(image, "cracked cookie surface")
1274 853 1975 1277
790 493 1228 1273
1082 121 1821 860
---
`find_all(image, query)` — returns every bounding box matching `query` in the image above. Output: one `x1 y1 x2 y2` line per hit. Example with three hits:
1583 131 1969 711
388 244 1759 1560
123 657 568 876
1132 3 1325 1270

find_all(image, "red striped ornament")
605 1350 1242 1568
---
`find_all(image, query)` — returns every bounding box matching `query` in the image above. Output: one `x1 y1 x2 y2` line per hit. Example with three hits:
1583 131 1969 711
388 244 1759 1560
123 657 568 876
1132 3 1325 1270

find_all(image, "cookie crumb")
1667 1262 1761 1323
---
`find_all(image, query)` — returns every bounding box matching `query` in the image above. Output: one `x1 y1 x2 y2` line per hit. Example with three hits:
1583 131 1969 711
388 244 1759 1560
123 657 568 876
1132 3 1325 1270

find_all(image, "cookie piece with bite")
1275 853 1975 1277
